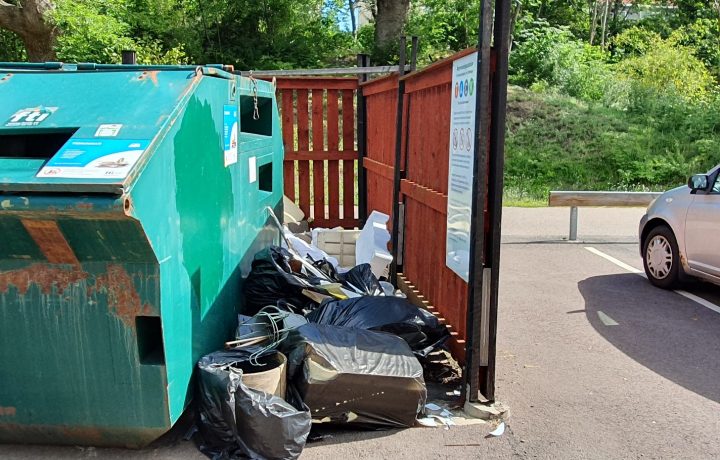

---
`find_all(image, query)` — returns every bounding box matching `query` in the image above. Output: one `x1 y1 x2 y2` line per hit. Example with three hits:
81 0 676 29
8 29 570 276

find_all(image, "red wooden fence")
273 48 489 361
360 75 398 220
362 48 481 361
275 77 359 228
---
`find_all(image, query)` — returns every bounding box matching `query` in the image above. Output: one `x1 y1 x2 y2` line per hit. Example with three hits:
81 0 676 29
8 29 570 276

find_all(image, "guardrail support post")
569 206 578 241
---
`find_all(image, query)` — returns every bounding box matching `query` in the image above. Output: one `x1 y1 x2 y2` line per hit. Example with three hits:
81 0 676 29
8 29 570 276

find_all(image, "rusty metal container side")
0 65 284 447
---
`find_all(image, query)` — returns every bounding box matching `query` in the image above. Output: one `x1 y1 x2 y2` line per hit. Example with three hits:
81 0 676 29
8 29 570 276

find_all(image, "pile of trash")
195 205 456 459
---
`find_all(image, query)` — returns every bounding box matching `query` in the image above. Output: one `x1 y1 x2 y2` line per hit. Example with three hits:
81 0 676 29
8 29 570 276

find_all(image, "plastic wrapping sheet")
305 296 450 356
281 324 427 428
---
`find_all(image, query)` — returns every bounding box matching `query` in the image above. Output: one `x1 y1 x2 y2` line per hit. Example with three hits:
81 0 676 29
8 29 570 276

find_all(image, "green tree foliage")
0 28 26 61
1 0 358 68
194 0 355 69
50 0 188 64
405 0 479 64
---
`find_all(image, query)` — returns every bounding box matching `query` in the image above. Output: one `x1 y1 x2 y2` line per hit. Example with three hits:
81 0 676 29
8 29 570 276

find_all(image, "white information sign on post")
445 51 478 282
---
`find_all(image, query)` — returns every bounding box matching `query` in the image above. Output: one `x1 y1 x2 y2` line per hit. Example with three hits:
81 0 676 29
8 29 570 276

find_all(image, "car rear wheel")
642 225 681 289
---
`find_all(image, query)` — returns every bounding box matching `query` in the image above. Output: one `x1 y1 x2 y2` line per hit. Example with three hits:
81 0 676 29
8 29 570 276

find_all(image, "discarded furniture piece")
548 191 662 240
0 62 283 447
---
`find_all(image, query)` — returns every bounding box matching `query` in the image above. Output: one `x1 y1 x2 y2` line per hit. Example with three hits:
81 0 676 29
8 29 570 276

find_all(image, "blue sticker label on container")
37 138 150 179
223 104 238 167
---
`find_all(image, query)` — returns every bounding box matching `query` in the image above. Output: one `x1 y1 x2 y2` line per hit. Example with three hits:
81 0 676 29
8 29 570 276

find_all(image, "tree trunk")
589 1 599 45
610 0 622 38
600 0 610 48
348 0 357 36
374 0 410 51
0 0 57 61
508 1 522 53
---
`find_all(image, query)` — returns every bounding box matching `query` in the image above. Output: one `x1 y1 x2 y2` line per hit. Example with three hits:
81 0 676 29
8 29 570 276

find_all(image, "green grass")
505 86 720 201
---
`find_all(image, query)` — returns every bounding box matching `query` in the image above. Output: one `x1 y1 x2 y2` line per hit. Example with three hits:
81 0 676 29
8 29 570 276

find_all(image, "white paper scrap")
489 422 505 437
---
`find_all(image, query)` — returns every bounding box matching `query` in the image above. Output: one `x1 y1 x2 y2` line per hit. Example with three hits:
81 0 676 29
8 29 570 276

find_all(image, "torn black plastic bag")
280 324 427 429
305 296 450 356
311 260 382 296
196 349 311 460
338 263 383 296
242 246 326 315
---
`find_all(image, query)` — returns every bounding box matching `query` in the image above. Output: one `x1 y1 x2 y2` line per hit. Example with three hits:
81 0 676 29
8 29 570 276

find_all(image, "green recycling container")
0 63 284 447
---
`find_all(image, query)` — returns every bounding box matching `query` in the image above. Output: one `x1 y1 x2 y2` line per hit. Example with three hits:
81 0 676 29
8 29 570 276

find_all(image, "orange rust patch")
155 113 169 126
0 264 88 295
75 202 93 210
89 264 150 328
0 407 16 417
21 220 79 265
146 70 159 86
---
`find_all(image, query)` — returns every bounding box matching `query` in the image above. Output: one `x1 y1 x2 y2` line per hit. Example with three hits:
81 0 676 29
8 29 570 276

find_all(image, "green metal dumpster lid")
0 64 234 194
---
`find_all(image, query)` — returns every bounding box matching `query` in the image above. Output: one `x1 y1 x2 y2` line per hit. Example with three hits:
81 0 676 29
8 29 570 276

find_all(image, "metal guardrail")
548 191 662 241
237 65 412 77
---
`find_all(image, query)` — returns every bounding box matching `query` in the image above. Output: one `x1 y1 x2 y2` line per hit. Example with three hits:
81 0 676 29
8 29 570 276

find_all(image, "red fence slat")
327 90 340 222
312 89 325 222
342 89 355 221
275 78 359 228
296 89 311 217
281 90 295 201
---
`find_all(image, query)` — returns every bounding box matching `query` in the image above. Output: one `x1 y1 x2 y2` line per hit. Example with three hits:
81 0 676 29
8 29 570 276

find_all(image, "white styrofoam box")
312 228 361 268
356 211 392 279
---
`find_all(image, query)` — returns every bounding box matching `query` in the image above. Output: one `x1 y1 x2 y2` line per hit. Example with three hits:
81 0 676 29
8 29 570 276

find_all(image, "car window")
713 175 720 194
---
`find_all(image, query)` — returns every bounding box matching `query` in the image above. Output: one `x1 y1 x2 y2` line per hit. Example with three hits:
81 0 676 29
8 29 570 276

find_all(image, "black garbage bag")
196 349 311 460
305 296 450 356
338 263 382 296
280 324 426 429
242 246 326 315
311 259 382 296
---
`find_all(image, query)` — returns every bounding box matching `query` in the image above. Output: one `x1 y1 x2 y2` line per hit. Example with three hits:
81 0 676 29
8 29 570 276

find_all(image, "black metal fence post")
357 53 370 227
121 50 137 65
464 0 494 403
389 36 407 281
481 0 512 402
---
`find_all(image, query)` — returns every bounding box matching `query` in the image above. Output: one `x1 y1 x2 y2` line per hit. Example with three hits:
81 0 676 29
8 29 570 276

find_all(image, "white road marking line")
584 246 642 274
597 311 619 326
675 290 720 315
584 246 720 316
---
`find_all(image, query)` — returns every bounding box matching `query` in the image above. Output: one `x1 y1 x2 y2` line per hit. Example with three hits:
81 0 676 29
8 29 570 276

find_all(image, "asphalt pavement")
2 207 719 459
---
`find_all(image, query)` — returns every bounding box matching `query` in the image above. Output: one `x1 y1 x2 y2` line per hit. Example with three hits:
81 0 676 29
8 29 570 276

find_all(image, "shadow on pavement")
578 273 720 403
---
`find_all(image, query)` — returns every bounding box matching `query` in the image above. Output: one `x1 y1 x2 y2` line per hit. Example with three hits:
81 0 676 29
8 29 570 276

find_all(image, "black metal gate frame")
356 0 511 403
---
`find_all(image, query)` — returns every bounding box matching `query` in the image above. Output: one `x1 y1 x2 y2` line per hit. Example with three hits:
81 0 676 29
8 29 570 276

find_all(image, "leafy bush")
511 21 617 103
616 35 715 102
611 27 662 59
673 18 720 80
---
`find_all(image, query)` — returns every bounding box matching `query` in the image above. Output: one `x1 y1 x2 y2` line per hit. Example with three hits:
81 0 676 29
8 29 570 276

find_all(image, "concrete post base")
463 401 509 421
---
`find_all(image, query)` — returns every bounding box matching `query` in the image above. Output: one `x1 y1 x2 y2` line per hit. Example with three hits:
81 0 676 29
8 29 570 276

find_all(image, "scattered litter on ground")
421 349 463 384
488 422 506 437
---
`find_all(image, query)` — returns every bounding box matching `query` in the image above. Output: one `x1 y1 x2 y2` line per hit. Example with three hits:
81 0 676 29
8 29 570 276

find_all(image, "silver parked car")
639 164 720 289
